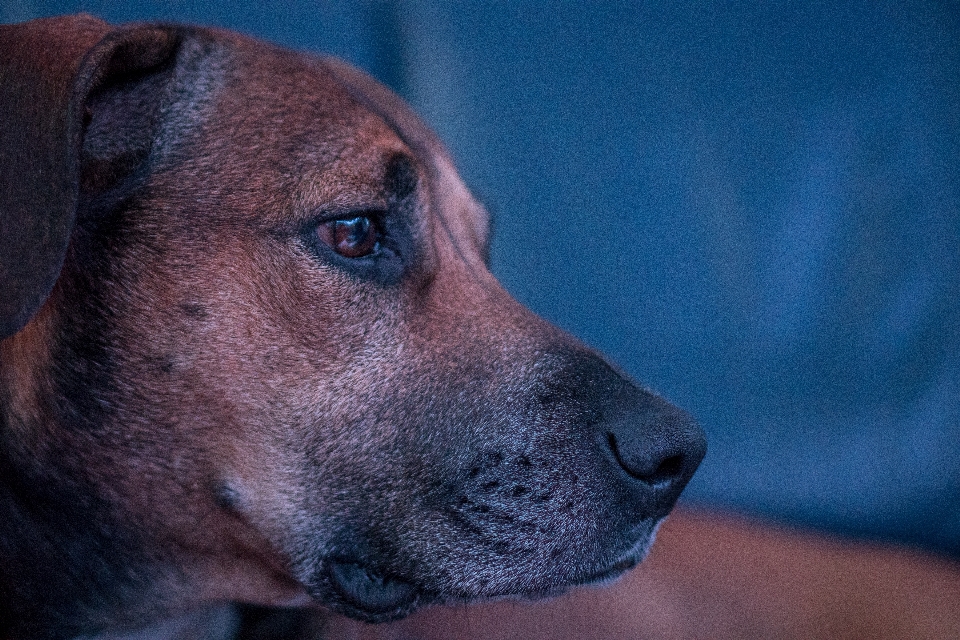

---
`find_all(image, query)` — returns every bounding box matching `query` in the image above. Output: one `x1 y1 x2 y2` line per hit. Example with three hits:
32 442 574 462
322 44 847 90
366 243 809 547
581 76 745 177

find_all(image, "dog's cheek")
135 241 411 534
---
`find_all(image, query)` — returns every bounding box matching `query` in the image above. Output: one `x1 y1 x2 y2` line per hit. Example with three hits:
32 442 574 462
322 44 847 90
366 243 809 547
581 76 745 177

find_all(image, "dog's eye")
316 216 381 258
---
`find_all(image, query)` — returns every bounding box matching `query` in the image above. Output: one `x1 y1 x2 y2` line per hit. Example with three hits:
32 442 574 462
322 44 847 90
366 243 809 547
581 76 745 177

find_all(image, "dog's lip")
576 553 642 587
327 559 420 618
574 518 662 587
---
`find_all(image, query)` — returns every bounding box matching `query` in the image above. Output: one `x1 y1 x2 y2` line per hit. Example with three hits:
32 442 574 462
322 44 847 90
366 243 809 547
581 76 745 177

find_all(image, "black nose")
603 391 706 517
551 352 705 518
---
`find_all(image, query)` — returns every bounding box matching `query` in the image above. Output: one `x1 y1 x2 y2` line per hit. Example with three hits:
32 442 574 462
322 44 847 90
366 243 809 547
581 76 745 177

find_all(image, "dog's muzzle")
300 348 705 622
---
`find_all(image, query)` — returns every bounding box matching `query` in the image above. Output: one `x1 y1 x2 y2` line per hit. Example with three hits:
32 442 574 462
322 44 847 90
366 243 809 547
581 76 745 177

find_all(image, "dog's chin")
312 555 638 624
509 545 652 603
576 551 644 587
577 523 661 588
313 521 661 623
508 521 661 600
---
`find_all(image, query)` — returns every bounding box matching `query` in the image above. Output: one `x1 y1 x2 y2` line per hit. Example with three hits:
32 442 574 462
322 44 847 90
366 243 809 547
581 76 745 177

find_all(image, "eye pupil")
318 216 380 258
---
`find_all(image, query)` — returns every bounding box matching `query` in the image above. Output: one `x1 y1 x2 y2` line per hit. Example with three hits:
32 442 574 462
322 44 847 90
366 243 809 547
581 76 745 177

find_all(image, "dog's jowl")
0 14 706 638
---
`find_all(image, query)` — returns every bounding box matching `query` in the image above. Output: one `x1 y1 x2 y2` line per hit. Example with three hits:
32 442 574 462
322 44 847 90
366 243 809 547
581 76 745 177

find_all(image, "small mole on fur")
179 302 209 319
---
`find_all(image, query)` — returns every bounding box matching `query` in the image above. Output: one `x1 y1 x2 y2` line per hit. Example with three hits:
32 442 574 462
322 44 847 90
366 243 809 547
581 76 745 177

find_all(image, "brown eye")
316 216 380 258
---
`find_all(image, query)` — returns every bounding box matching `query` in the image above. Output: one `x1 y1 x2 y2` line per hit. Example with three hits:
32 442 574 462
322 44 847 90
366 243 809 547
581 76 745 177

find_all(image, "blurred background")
4 1 958 556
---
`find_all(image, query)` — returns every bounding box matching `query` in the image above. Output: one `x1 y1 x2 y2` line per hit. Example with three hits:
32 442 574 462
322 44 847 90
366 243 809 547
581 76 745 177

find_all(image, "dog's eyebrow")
384 152 419 202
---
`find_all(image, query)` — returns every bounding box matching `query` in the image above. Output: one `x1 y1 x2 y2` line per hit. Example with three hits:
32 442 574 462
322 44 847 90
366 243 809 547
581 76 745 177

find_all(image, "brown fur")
0 15 706 638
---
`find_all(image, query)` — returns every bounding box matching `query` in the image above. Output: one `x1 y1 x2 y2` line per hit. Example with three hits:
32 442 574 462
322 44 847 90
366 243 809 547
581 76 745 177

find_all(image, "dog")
0 14 705 639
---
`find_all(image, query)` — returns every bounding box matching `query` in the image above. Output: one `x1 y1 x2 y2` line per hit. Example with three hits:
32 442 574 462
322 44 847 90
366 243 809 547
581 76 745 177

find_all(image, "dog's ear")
0 14 181 339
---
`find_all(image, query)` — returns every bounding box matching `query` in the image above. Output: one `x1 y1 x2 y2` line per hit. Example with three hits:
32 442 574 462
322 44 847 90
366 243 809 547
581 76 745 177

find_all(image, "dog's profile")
0 15 705 638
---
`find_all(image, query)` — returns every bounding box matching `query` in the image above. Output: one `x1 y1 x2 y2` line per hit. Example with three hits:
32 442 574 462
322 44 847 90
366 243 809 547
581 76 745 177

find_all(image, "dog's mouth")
317 520 659 621
320 554 634 622
326 560 421 620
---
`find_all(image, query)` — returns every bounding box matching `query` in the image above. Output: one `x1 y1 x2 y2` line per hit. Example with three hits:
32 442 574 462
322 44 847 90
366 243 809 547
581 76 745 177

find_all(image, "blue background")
4 1 958 555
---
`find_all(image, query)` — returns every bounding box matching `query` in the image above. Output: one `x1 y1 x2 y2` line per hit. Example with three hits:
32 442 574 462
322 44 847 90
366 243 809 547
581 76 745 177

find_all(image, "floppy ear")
0 14 181 339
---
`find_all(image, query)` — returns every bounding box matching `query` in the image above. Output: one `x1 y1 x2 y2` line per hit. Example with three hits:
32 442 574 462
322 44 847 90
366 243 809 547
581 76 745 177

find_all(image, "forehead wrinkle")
430 178 489 286
425 157 496 290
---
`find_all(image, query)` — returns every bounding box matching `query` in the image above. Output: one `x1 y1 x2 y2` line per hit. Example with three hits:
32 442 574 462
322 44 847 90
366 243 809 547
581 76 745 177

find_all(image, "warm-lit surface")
325 508 960 639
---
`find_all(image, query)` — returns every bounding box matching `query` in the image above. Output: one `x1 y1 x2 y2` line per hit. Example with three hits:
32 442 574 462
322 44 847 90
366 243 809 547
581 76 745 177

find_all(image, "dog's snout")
603 397 706 516
545 350 705 518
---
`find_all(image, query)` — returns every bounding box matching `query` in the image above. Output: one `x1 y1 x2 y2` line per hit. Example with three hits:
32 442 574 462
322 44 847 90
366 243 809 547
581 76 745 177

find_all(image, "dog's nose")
535 348 705 516
602 392 706 517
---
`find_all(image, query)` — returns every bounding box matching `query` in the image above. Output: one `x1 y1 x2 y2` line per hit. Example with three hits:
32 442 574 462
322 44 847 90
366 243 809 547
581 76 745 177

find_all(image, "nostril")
649 454 684 485
607 432 684 486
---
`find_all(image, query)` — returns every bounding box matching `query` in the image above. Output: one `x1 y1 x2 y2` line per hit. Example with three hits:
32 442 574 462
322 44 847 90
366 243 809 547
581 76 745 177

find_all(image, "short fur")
0 15 705 639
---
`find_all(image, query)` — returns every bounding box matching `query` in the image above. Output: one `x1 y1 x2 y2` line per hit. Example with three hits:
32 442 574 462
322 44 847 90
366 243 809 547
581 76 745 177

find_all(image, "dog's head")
0 14 705 634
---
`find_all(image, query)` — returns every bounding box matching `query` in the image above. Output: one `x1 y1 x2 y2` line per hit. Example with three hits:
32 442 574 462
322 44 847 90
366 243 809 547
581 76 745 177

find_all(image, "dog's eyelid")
309 206 388 224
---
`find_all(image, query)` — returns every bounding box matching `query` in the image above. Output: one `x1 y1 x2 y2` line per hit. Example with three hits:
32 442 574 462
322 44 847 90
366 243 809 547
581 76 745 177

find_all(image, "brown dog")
0 14 705 639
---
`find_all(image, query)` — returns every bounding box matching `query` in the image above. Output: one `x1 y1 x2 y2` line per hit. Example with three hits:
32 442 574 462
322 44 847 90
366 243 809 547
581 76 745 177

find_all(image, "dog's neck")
0 330 163 638
0 415 152 638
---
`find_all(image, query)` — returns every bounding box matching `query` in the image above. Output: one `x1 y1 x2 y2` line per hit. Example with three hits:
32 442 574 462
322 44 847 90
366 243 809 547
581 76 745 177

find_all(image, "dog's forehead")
286 114 413 221
181 39 408 223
